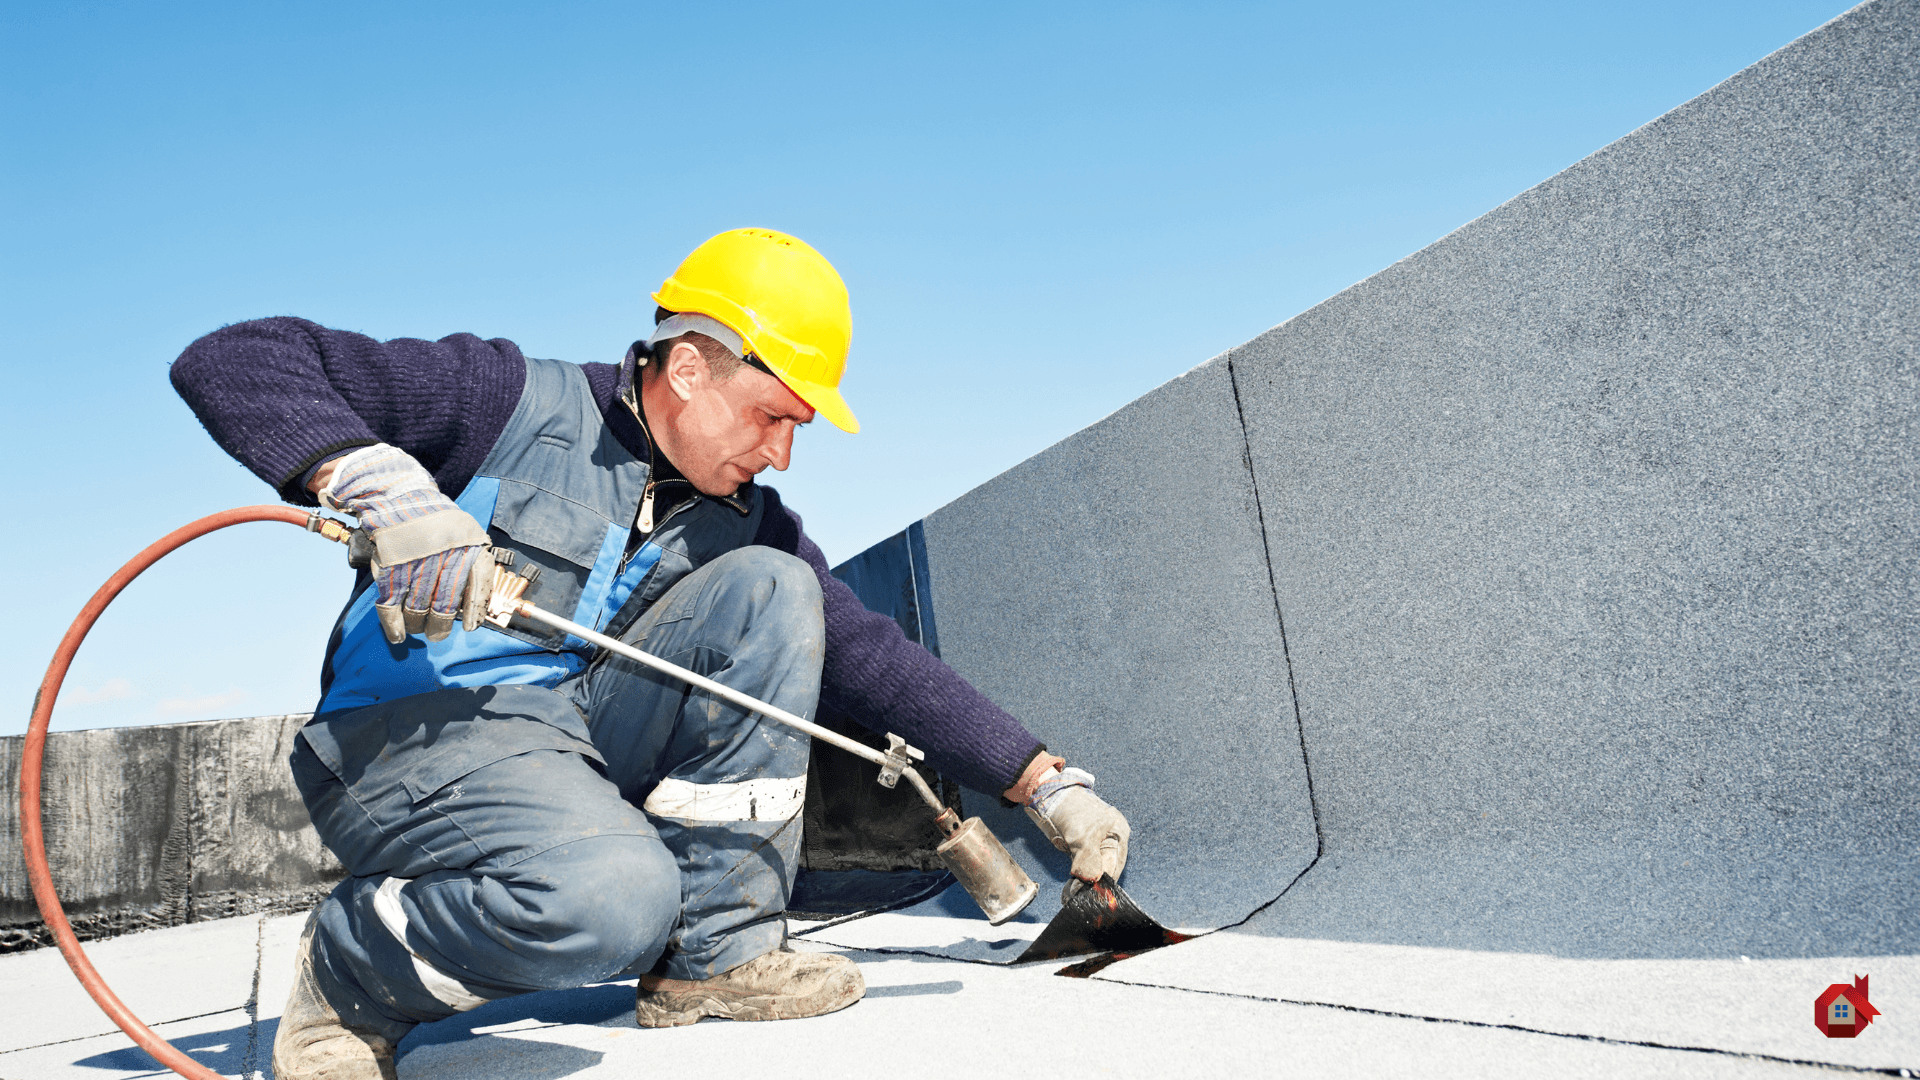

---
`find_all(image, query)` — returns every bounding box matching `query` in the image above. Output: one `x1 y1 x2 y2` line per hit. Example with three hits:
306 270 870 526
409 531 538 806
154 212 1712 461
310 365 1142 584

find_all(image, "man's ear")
664 341 704 402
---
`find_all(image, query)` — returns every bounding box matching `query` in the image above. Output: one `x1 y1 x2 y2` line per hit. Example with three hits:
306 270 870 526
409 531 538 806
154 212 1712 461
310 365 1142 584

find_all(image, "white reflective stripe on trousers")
642 775 807 822
371 876 493 1012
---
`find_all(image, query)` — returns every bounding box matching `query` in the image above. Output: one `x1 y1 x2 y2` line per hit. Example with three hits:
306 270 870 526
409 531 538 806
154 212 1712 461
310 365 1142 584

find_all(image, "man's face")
649 341 816 496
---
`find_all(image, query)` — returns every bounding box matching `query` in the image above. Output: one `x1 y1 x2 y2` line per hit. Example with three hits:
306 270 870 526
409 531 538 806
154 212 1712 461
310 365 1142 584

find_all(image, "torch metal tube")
507 600 949 817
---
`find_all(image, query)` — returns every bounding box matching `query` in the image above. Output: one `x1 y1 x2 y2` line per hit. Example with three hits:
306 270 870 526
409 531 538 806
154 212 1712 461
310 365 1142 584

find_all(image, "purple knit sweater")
170 316 1044 795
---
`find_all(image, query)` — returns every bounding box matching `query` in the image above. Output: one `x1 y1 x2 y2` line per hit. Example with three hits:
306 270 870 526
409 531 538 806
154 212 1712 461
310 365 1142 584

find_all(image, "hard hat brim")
780 372 860 434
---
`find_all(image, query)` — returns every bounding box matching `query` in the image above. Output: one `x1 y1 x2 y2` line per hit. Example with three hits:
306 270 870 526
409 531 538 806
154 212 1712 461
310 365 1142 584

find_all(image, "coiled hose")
19 505 350 1080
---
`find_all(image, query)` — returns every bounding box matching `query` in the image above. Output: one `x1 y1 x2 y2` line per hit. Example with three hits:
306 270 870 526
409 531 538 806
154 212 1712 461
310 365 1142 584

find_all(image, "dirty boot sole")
272 1031 402 1080
634 953 864 1028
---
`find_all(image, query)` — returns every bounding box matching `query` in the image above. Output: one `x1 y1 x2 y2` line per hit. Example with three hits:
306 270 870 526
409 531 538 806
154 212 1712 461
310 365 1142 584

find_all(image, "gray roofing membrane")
1224 0 1917 960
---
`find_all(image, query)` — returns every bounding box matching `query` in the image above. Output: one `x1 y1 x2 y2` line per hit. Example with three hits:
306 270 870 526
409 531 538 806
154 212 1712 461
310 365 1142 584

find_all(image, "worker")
170 228 1131 1080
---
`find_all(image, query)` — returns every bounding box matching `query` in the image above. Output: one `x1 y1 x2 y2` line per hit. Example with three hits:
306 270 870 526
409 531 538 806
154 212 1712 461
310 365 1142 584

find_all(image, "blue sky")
1 0 1858 734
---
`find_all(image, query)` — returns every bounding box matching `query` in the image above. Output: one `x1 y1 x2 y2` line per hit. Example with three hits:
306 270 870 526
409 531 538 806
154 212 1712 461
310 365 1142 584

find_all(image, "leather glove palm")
321 444 493 644
1023 767 1130 886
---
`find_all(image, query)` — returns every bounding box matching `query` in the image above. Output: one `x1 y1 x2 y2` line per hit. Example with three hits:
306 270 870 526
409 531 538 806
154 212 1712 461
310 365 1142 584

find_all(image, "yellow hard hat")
652 228 858 433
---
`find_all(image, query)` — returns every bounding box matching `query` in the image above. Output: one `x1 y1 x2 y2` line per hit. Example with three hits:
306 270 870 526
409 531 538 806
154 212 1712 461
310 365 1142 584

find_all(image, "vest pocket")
490 478 615 567
485 478 621 648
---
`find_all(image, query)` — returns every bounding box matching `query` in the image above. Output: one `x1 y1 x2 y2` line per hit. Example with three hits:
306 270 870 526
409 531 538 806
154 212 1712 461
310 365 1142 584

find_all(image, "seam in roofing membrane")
906 520 941 658
818 944 1009 967
240 915 264 1080
1090 978 1907 1076
0 1007 249 1055
1224 351 1326 891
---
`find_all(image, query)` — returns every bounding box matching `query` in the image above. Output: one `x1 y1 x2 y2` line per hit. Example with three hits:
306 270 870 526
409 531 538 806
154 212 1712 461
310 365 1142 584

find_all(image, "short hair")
651 331 744 383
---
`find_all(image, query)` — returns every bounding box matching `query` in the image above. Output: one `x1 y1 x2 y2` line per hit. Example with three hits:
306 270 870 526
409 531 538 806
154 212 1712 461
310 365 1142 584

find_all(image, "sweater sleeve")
752 489 1046 795
170 316 527 503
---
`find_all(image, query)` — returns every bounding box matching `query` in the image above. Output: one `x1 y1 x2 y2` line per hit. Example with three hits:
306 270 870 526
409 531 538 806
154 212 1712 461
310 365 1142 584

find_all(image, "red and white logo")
1814 975 1879 1038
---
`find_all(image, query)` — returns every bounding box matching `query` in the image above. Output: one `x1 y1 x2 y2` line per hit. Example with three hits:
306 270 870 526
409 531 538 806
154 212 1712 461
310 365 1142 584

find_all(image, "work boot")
272 920 416 1080
634 947 864 1027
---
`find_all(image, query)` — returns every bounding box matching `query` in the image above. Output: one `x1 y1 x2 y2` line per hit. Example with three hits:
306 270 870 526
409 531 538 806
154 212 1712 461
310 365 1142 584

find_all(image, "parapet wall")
0 715 342 952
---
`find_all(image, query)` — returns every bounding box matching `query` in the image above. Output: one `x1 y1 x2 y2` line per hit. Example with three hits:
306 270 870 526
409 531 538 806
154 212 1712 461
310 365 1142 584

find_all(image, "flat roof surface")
2 896 1911 1079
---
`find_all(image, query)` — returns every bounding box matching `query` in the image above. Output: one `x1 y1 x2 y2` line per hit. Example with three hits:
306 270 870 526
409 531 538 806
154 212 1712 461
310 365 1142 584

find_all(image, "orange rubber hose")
20 505 320 1080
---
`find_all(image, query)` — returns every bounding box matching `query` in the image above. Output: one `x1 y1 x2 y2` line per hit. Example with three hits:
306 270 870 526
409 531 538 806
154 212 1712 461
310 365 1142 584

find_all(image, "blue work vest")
315 356 767 714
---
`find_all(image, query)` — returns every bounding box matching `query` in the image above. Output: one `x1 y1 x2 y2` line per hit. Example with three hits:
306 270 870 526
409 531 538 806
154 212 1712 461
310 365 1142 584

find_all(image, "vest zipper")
637 478 695 536
637 482 657 534
621 480 697 573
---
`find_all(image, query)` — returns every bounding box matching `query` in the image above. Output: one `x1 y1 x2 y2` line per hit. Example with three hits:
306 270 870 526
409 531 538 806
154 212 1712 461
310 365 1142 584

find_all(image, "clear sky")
1 0 1859 735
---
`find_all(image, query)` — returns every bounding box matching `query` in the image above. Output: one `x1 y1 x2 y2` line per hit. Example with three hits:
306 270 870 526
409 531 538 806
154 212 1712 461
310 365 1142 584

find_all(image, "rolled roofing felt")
1015 875 1190 964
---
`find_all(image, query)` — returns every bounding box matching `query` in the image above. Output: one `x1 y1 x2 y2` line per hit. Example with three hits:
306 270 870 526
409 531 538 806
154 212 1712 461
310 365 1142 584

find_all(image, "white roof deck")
2 898 1911 1079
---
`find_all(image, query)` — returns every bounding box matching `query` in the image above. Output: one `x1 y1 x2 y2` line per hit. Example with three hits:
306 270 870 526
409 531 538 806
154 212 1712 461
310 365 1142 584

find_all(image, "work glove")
1023 767 1130 892
320 444 493 644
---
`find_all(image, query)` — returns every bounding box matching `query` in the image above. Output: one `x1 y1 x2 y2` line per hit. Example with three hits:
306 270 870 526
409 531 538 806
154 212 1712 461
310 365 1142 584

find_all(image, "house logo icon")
1814 975 1879 1038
